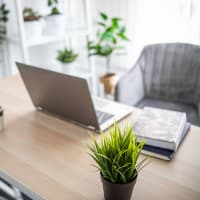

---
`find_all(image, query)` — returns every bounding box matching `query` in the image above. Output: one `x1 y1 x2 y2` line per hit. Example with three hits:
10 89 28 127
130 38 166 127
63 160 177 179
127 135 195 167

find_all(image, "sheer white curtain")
188 0 200 44
133 0 198 51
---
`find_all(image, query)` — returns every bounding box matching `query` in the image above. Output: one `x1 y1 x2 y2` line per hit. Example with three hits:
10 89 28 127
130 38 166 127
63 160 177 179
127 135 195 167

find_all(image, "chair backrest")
138 43 200 105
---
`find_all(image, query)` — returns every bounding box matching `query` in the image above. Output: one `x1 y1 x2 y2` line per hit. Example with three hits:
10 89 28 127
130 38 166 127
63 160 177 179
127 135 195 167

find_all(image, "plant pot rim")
24 19 41 23
46 13 64 18
59 61 75 64
104 72 116 76
100 173 138 185
100 73 118 79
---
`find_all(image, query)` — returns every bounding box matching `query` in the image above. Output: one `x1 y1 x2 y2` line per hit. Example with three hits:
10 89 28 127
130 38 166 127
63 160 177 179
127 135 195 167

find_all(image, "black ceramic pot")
101 174 137 200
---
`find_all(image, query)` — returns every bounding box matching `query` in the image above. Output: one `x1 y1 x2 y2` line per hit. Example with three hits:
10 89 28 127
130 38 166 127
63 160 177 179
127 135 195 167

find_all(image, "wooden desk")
0 76 200 200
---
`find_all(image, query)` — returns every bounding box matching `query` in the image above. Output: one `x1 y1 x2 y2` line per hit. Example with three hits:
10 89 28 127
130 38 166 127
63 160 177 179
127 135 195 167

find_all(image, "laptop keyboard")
95 110 114 125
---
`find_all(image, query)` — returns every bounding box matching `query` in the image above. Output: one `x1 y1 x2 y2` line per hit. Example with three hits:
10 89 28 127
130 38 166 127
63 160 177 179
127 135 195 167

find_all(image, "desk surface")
0 76 200 200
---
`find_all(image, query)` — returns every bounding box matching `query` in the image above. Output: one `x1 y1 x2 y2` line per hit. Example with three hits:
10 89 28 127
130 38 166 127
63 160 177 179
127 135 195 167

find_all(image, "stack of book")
133 107 191 160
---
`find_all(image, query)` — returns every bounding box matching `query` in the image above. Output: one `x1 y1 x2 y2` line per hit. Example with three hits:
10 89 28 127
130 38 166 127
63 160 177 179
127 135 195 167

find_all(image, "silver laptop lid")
16 62 100 130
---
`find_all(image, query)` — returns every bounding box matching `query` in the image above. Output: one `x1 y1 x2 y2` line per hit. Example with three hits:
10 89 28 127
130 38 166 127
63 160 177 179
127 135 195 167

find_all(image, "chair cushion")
136 98 200 126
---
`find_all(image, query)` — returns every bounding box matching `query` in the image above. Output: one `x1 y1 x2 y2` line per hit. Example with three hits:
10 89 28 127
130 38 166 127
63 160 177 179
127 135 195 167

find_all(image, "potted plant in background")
89 122 148 200
56 47 78 73
0 3 10 43
88 12 130 94
45 0 65 35
23 8 42 40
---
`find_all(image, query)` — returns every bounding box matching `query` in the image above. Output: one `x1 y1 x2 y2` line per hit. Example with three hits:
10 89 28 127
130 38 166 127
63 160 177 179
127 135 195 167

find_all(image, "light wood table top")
0 76 199 200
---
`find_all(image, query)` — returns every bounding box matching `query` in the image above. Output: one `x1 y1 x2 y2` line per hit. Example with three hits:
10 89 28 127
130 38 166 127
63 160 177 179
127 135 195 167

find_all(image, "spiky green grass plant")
89 122 148 184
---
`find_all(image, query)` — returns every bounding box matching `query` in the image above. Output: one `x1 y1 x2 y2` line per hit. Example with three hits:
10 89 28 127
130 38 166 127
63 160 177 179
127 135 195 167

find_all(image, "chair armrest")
115 64 145 106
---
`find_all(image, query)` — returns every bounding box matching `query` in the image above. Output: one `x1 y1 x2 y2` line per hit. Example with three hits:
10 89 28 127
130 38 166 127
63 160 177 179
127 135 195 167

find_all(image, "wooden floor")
0 76 199 199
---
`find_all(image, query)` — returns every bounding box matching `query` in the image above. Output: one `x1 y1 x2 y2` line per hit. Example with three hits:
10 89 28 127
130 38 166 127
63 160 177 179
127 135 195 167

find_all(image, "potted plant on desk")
23 8 42 40
88 12 130 94
89 122 148 200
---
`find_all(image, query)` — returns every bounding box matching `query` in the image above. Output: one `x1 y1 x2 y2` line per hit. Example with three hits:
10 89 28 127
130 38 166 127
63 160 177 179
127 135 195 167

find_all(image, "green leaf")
112 17 122 22
3 10 9 15
114 168 127 183
0 3 10 23
111 18 122 28
100 12 108 20
101 31 113 42
0 4 5 9
51 7 60 15
48 0 58 6
112 37 117 44
117 33 129 41
97 22 106 27
119 26 126 34
48 0 52 6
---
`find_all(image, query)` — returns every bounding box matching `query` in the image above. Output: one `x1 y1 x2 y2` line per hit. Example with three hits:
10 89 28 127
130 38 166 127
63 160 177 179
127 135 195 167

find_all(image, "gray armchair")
115 43 200 126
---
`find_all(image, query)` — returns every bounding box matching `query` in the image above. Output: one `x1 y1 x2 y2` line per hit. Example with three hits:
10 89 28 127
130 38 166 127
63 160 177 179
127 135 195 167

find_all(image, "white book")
141 123 191 160
134 107 187 150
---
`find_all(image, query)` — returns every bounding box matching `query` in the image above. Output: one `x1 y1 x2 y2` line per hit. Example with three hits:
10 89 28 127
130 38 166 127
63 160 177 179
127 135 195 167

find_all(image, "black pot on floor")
101 174 137 200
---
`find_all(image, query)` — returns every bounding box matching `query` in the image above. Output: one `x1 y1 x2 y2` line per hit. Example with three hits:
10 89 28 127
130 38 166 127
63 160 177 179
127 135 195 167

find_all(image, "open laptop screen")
16 62 100 130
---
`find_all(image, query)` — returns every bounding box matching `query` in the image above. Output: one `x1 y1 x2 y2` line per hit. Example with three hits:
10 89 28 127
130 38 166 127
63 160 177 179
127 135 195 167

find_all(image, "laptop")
16 62 133 132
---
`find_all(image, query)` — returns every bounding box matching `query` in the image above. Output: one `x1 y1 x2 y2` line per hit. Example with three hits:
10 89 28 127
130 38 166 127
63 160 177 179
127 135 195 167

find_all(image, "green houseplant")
23 8 42 40
0 3 10 43
88 12 129 94
57 48 78 64
89 122 148 200
0 3 9 23
47 0 61 15
45 0 65 35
